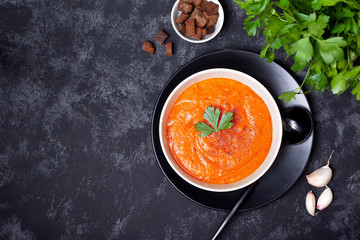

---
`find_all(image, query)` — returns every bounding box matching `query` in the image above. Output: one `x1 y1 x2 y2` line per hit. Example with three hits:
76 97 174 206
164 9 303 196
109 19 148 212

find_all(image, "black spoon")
281 106 313 145
212 106 314 240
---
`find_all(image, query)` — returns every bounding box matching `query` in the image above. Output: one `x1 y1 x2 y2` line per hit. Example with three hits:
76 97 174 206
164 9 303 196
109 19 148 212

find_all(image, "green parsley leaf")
294 12 313 23
331 22 348 34
352 18 360 35
289 37 314 72
278 24 296 35
311 0 322 10
344 65 360 79
218 112 234 131
246 21 258 36
349 79 359 88
351 82 360 100
279 0 289 8
203 106 220 132
308 15 329 37
259 0 270 12
316 37 347 65
321 0 342 7
335 7 355 19
195 106 234 137
310 61 323 73
279 91 297 102
347 0 360 10
307 72 328 91
331 73 348 94
194 122 215 137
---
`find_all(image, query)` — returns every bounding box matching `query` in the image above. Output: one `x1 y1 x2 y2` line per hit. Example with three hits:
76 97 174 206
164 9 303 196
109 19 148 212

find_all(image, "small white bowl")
159 68 283 192
171 0 224 43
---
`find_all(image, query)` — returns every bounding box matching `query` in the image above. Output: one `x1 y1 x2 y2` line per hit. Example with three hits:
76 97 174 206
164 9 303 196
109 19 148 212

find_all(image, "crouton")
178 1 193 13
206 17 217 27
179 23 186 34
154 30 168 45
204 11 219 20
192 27 203 40
201 1 219 15
207 25 215 34
194 0 203 7
176 13 190 24
185 0 194 4
201 28 207 38
166 42 173 56
185 18 196 36
189 7 208 28
142 41 155 54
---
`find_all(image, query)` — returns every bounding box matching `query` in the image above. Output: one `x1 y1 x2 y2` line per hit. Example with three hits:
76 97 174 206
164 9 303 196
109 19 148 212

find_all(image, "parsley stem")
347 47 353 69
309 34 320 42
297 67 311 94
302 67 311 88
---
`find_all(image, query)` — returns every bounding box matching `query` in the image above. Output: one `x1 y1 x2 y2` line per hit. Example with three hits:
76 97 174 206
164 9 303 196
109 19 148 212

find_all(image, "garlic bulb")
306 191 316 216
306 151 334 187
317 186 333 210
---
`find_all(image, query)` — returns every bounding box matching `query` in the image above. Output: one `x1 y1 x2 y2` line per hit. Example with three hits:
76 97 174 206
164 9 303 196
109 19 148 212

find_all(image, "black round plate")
151 49 313 211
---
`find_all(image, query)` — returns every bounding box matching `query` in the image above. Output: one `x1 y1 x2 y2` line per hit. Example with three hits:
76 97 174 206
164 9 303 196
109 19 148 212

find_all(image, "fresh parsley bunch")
235 0 360 101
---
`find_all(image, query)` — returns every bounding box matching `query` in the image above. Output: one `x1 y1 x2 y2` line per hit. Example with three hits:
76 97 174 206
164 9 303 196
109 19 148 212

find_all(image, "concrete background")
1 0 360 239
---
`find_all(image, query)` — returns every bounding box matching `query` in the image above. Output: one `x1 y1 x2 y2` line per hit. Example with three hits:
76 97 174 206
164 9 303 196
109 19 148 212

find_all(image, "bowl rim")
159 68 283 192
171 0 224 43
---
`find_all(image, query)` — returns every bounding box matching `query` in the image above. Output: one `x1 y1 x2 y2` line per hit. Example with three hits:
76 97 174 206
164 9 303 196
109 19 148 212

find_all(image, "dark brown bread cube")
165 42 173 56
201 28 207 38
141 41 155 54
185 0 194 4
204 11 218 28
196 4 204 11
204 11 219 20
207 25 215 34
154 30 168 44
194 0 203 7
199 0 207 9
206 17 218 27
189 7 208 28
201 1 219 15
176 13 190 24
178 1 193 13
185 18 196 36
192 27 203 40
179 23 186 34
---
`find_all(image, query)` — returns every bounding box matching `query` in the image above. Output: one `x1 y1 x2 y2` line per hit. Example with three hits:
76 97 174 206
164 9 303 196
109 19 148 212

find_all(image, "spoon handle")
212 183 257 240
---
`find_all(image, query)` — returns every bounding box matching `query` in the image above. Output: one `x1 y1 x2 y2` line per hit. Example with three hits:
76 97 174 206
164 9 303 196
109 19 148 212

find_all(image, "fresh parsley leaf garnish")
204 106 221 132
194 122 215 137
235 0 360 101
195 106 234 137
218 112 234 131
279 91 298 103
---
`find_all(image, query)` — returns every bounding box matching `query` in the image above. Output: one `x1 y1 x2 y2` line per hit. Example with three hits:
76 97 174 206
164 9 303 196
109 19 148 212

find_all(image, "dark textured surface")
0 0 360 239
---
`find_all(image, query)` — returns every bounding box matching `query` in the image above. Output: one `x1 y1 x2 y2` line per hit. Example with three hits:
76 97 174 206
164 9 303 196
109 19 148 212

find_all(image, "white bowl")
171 0 224 43
159 68 283 192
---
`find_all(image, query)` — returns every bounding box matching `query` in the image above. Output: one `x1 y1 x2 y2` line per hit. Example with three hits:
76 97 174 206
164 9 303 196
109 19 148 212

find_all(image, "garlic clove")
306 191 316 216
306 166 332 187
306 151 334 187
317 186 333 210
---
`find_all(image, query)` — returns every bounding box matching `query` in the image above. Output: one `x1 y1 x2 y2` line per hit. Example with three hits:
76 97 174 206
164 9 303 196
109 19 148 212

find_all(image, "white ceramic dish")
171 0 224 43
159 68 283 192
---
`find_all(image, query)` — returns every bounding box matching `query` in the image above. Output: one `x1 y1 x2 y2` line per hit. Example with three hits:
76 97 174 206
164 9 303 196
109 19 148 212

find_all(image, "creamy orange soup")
166 78 272 184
